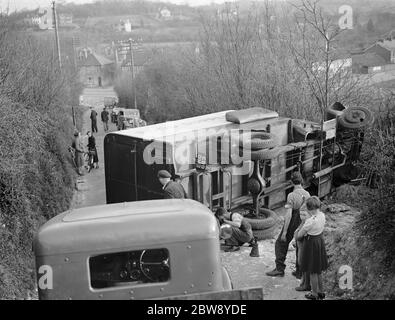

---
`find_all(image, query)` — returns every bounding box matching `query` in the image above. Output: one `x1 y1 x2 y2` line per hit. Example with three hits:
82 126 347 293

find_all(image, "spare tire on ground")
244 208 278 230
252 223 279 241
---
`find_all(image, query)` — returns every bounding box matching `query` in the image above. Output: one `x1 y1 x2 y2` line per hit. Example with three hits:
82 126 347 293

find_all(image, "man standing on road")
266 172 310 277
157 170 187 199
117 110 125 131
101 107 109 132
90 107 98 133
71 131 85 176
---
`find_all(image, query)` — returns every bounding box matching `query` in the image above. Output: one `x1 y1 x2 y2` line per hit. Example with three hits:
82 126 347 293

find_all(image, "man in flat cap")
266 171 310 278
158 170 187 199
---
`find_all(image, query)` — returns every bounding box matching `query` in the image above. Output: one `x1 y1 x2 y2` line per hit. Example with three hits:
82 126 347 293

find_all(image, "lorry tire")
252 223 278 240
244 208 277 230
338 106 373 129
239 132 277 150
249 146 282 161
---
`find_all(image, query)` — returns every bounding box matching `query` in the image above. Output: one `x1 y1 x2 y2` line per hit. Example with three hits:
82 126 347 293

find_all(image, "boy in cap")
157 170 187 199
266 171 310 277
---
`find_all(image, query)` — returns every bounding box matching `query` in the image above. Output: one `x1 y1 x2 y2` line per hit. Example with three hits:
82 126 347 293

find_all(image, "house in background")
352 52 387 74
112 19 134 33
59 14 74 27
23 7 53 30
158 7 172 20
352 30 395 74
78 49 115 87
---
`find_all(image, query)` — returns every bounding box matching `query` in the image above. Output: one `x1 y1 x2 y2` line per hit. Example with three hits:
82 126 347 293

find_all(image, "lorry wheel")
343 106 373 124
244 208 277 230
338 106 373 129
249 146 282 161
239 132 278 150
252 223 278 241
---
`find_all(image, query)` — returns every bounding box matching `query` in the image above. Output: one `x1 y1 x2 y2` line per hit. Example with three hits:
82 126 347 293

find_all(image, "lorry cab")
33 199 232 300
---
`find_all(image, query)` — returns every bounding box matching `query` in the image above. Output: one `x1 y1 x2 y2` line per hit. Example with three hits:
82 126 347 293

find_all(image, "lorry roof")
111 109 282 141
114 110 233 140
34 199 218 256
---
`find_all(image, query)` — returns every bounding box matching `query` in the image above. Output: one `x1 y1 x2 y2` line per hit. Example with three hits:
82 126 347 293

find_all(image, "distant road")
80 87 118 107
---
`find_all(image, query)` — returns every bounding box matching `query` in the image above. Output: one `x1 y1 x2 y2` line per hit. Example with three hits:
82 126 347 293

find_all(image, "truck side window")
89 248 170 289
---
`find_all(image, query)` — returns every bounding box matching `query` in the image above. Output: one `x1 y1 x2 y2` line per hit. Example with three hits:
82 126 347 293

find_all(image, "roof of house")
362 30 395 53
352 52 387 67
80 52 114 67
381 29 395 41
121 49 151 67
378 40 395 51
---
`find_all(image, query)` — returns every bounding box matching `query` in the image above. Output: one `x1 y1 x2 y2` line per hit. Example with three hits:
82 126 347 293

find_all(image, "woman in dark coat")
87 131 99 169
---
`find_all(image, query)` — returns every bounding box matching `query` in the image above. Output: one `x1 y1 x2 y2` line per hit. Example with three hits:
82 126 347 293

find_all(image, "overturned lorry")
104 105 372 235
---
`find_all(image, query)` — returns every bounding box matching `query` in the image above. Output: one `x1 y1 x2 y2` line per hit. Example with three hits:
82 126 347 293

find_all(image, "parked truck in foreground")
33 199 263 300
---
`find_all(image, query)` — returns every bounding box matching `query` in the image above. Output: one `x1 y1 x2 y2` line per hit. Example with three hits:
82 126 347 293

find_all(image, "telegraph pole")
52 1 62 71
129 38 137 109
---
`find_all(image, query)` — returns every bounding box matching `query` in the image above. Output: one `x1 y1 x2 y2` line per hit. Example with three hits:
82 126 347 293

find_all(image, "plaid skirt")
300 233 328 274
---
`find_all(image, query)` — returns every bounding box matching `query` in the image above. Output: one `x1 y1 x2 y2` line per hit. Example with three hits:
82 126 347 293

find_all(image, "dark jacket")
90 110 98 121
101 110 109 122
163 181 187 199
87 136 96 150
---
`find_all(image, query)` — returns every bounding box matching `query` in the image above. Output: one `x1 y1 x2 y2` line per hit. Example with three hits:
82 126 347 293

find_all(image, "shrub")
357 98 395 267
0 20 82 298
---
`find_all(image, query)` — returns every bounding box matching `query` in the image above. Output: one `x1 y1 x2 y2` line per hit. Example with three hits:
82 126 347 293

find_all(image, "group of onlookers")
265 172 328 300
215 172 328 300
90 106 111 133
154 170 328 300
71 130 99 175
71 106 111 175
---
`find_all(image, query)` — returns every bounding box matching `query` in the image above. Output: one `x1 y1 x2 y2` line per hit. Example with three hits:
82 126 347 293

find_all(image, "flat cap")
157 170 171 179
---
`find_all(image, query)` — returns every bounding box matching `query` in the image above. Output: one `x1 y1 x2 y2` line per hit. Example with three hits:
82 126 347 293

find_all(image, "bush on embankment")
0 18 82 299
323 99 395 300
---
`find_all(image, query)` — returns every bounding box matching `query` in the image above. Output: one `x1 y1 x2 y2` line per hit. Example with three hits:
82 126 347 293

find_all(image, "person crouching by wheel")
215 207 256 252
297 196 328 300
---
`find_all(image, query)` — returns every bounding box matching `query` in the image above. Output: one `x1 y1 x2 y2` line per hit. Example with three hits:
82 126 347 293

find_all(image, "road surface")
79 87 117 107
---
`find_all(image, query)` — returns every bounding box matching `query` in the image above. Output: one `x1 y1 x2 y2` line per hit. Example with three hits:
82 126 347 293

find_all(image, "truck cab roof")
34 199 218 256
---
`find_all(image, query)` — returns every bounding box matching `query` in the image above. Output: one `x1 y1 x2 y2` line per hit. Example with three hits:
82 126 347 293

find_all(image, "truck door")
105 137 139 203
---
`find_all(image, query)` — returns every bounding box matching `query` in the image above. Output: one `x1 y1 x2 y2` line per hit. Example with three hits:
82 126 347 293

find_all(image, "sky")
1 0 242 12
